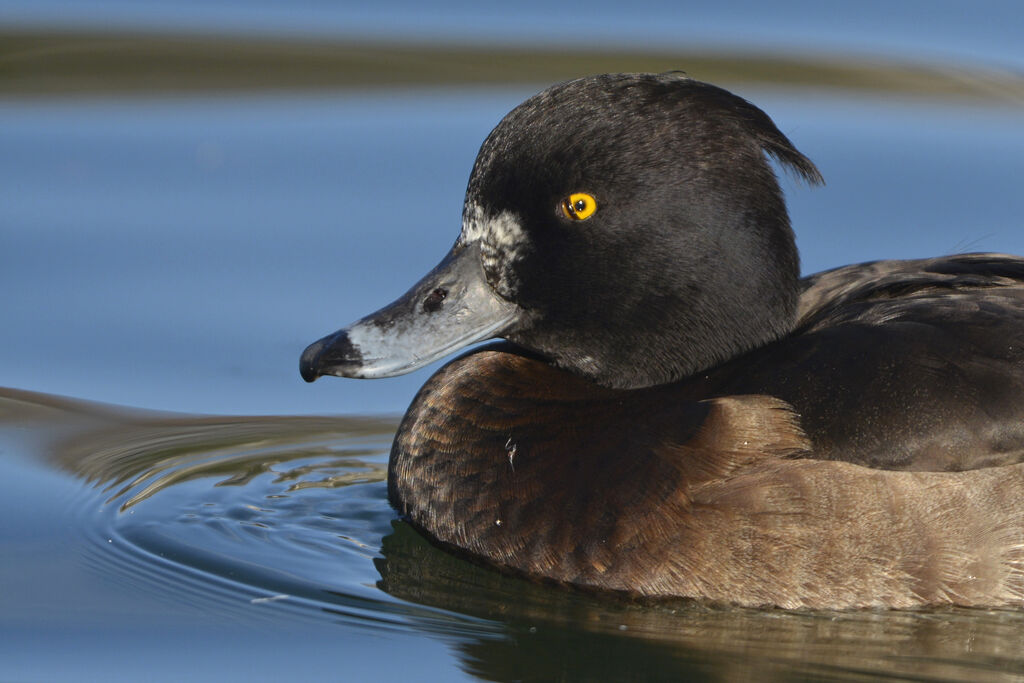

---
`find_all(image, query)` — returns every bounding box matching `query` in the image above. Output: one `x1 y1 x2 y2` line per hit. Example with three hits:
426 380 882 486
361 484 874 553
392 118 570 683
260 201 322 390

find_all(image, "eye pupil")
574 199 587 212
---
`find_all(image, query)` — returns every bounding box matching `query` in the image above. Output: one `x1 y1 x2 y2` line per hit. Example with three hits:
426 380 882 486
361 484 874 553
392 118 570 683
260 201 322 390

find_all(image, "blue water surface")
3 2 1024 681
3 89 1023 415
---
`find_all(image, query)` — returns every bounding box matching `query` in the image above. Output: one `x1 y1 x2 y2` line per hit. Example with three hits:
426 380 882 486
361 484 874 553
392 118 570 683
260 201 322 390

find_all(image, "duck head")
300 73 822 390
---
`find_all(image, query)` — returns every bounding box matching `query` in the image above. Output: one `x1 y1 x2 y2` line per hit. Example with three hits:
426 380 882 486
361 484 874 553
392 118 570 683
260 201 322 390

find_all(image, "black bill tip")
299 339 325 382
299 330 362 382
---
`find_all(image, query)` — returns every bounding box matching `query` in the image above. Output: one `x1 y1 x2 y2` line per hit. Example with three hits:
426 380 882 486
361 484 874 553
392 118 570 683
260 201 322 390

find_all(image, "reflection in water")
52 409 390 511
5 386 1024 681
377 522 1024 681
35 389 391 500
5 29 1024 103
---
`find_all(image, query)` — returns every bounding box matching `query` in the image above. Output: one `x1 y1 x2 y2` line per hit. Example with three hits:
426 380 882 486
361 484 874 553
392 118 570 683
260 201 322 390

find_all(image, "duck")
299 73 1024 609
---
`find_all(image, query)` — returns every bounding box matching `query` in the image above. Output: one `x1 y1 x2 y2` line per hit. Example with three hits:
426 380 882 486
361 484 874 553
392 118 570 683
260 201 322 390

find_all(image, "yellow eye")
560 192 598 221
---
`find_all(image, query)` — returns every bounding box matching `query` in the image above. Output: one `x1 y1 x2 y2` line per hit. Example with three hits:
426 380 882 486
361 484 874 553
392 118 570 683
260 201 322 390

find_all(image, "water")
5 0 1024 68
4 91 1023 416
6 388 1024 682
3 3 1024 680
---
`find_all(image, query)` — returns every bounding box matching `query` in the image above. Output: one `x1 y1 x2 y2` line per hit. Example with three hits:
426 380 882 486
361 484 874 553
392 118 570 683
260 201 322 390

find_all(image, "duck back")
695 253 1024 470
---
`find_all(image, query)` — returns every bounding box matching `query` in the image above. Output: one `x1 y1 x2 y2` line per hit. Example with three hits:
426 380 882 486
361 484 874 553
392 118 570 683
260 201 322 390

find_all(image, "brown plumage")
391 347 1024 609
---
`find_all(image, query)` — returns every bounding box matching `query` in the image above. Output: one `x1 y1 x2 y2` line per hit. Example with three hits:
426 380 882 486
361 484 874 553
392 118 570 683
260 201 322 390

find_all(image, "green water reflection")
3 28 1024 103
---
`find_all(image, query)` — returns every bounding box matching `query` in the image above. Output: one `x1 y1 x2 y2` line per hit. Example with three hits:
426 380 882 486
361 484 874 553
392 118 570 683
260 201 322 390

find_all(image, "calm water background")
3 1 1024 681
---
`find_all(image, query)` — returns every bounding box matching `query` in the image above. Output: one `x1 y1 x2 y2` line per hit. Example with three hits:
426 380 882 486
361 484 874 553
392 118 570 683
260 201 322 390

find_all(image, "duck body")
301 74 1024 609
389 254 1024 609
